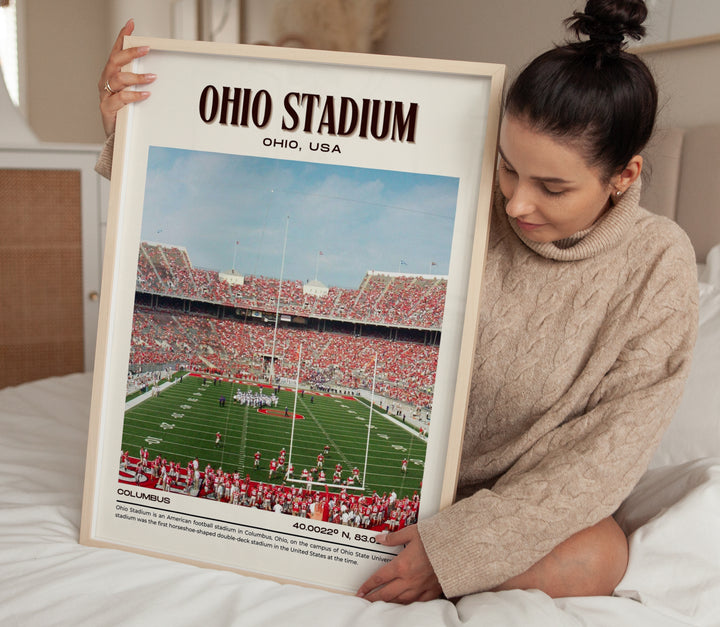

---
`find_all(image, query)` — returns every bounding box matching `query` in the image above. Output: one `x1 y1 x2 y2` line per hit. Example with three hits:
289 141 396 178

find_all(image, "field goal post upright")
360 352 378 491
283 343 372 494
287 342 302 474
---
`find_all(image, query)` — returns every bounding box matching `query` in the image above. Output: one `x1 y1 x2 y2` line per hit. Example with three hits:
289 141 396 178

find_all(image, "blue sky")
141 147 459 289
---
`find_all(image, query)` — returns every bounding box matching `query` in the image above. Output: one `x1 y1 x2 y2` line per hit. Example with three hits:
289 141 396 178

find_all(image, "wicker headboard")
0 168 85 388
641 125 720 262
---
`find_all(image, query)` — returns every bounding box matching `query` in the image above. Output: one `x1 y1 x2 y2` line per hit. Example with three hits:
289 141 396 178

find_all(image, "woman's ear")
613 155 643 195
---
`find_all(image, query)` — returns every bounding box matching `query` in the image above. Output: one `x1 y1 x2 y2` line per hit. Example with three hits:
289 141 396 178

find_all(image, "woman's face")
497 115 616 243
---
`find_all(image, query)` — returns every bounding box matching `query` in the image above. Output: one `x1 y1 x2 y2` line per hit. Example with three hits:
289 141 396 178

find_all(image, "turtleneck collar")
502 179 642 261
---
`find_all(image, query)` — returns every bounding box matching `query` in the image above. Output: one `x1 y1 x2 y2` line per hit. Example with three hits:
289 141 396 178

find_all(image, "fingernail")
145 73 157 81
375 532 388 543
139 46 150 54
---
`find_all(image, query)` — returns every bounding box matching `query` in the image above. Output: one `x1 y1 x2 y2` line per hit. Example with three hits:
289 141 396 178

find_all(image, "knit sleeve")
417 232 699 599
94 133 115 180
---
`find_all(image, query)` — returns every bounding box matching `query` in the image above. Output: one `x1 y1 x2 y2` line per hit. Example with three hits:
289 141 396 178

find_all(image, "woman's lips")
516 219 544 231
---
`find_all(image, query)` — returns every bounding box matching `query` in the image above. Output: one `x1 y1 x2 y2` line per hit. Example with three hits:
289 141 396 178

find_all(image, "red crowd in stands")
136 242 446 330
120 451 419 530
130 307 437 408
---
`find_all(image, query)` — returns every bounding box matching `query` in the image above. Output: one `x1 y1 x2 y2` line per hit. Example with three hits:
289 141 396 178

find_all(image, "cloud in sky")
141 146 459 289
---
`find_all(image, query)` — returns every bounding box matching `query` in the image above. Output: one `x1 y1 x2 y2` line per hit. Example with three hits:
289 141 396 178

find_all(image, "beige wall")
105 0 177 43
639 40 720 129
18 1 720 144
378 0 575 81
23 0 178 145
378 0 720 131
25 0 108 143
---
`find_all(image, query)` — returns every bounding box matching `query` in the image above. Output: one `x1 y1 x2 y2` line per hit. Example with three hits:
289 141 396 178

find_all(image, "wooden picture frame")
80 36 504 594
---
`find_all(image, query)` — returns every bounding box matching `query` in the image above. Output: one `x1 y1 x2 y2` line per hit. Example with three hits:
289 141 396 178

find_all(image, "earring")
615 190 622 197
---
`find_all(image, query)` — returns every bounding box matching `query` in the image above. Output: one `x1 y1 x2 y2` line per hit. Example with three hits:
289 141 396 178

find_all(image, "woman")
97 0 698 604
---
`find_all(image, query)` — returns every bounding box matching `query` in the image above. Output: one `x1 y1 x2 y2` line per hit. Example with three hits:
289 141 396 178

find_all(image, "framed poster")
80 36 504 594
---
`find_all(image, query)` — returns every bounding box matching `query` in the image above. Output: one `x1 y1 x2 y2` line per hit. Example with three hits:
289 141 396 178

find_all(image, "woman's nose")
504 184 535 218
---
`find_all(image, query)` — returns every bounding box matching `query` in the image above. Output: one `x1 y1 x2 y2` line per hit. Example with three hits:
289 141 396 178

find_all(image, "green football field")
121 374 426 500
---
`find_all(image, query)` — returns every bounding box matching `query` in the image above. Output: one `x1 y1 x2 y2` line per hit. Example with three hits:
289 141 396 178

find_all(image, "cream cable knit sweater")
95 134 113 180
418 181 698 598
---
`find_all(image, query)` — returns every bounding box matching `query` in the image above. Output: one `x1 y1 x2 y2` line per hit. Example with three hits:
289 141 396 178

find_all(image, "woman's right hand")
98 18 156 137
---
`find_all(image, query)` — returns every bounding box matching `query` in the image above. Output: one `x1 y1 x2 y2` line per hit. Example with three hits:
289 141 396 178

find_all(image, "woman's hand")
356 525 442 603
98 18 156 137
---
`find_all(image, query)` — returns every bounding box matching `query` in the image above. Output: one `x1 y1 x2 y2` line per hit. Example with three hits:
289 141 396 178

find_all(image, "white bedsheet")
0 373 718 626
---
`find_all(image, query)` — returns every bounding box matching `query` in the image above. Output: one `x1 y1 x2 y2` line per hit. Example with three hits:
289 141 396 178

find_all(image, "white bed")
1 248 719 627
3 117 720 625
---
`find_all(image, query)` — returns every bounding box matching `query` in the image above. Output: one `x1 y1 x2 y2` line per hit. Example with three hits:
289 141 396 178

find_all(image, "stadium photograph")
119 146 460 532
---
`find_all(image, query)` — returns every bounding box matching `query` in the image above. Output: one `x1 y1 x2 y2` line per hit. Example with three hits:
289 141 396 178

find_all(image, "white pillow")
649 243 720 468
698 242 720 287
614 458 720 626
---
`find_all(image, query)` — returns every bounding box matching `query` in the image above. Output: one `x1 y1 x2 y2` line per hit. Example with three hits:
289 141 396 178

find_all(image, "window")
0 0 19 107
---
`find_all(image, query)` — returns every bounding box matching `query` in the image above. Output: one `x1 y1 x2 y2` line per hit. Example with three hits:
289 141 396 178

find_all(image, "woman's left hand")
98 19 156 137
356 525 442 603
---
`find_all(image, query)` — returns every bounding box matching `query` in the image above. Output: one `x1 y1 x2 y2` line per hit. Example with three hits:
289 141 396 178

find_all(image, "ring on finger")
104 79 118 95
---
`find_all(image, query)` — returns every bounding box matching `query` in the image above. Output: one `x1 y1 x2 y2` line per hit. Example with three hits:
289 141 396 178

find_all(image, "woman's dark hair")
505 0 657 182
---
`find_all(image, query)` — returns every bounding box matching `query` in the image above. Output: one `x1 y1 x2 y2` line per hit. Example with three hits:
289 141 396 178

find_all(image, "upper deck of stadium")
136 241 447 331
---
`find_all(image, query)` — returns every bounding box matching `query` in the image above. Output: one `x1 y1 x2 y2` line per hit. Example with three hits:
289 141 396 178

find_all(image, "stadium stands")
136 242 446 330
130 242 443 408
120 453 420 530
129 307 437 408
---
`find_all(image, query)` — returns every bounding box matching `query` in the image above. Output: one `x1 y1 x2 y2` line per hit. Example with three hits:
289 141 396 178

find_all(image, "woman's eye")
499 160 516 175
542 186 565 196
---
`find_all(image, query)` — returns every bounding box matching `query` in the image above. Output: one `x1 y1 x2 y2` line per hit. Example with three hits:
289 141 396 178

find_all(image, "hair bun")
565 0 648 52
